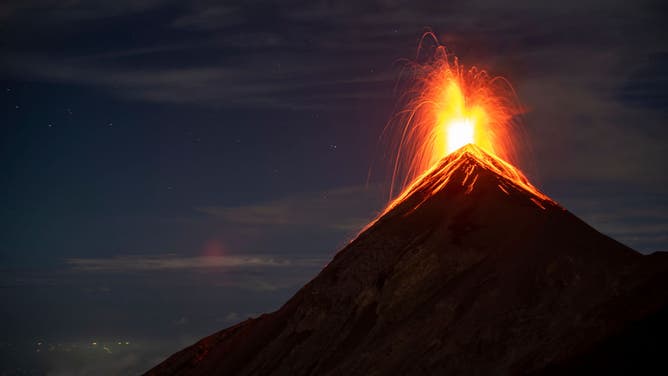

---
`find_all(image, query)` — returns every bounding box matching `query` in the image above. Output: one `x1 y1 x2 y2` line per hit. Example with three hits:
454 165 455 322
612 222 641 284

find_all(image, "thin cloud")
197 185 383 231
557 193 668 254
66 254 325 272
171 4 245 30
0 0 169 23
3 53 392 110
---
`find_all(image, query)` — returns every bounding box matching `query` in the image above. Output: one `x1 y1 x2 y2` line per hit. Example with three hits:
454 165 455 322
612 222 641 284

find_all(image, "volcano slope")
147 145 668 375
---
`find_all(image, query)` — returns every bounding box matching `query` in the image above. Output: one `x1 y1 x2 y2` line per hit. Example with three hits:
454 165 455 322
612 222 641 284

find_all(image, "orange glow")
383 32 523 198
383 144 553 217
357 144 555 237
446 118 474 154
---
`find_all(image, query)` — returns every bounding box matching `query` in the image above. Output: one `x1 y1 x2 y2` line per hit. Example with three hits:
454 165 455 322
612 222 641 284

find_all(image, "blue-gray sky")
1 0 667 374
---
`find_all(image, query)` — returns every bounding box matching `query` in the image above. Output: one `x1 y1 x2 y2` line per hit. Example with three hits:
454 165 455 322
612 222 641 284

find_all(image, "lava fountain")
384 32 524 199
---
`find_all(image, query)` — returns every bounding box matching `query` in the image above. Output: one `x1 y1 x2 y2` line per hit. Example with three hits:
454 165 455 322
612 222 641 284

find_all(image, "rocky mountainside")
147 145 668 375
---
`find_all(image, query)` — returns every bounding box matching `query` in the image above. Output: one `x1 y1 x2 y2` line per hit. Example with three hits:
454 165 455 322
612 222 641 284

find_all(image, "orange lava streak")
384 32 523 198
381 144 553 218
357 145 554 239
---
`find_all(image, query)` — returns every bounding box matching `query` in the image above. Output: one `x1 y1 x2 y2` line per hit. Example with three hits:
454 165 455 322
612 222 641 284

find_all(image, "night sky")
2 1 667 374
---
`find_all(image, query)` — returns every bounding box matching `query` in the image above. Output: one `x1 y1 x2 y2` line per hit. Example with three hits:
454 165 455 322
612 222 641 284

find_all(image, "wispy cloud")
171 4 245 30
197 185 383 231
3 0 666 118
0 0 169 23
557 193 668 254
66 254 325 272
4 54 392 110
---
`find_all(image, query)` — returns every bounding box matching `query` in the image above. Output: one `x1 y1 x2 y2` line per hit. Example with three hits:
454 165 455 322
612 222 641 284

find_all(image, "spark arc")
385 32 524 198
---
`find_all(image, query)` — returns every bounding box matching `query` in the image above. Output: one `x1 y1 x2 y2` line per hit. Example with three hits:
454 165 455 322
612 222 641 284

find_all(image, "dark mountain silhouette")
147 145 668 375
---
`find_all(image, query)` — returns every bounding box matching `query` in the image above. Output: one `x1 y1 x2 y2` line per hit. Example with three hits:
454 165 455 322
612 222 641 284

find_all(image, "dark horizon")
2 0 667 374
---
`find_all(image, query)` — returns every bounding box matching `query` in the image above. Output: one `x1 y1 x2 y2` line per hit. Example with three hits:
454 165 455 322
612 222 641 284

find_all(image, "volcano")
147 145 668 375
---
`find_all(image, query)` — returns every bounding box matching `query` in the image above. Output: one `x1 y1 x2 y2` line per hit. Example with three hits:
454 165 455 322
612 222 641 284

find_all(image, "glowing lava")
384 32 523 198
386 144 553 215
436 81 486 155
358 143 556 240
446 118 474 154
